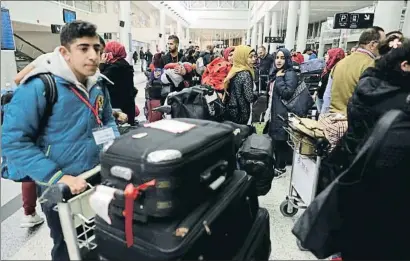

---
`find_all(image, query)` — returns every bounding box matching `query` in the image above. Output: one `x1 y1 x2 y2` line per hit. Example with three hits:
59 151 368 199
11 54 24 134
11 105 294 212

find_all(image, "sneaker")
330 254 342 260
20 213 45 228
274 168 286 179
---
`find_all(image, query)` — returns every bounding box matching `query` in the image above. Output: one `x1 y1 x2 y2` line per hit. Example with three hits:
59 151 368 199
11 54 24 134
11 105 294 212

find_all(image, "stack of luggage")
94 118 272 261
299 59 325 96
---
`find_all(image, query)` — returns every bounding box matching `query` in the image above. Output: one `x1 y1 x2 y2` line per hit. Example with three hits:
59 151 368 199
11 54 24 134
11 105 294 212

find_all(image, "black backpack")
1 73 58 132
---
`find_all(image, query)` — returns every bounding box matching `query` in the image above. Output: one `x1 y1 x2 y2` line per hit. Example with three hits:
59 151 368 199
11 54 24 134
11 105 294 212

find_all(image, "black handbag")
291 110 404 259
281 81 314 117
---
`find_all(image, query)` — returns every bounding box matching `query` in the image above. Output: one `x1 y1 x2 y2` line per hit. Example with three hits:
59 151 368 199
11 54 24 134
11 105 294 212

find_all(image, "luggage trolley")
278 114 329 218
40 165 102 260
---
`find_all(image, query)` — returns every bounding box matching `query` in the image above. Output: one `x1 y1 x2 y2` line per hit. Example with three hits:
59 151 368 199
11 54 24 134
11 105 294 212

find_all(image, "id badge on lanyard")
70 87 115 145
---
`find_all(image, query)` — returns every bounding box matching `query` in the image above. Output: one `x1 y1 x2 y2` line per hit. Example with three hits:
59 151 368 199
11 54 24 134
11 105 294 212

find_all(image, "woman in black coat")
100 41 137 126
338 36 410 260
269 48 298 176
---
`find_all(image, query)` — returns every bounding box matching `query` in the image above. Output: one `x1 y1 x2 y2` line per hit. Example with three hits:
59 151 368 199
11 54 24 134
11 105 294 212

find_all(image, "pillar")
373 1 404 34
284 1 299 50
318 21 326 58
251 24 257 49
296 1 310 52
170 24 175 35
263 12 271 49
159 7 166 52
246 27 251 45
185 27 190 47
402 0 410 36
119 1 132 52
270 12 278 53
176 20 182 38
257 22 263 48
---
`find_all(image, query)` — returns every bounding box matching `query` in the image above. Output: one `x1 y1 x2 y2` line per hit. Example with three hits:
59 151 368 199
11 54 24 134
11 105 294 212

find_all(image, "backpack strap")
37 73 58 136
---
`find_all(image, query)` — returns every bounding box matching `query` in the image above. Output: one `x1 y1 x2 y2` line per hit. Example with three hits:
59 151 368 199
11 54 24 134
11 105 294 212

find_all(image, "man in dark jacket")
139 47 145 72
161 35 193 89
256 46 274 92
145 48 153 70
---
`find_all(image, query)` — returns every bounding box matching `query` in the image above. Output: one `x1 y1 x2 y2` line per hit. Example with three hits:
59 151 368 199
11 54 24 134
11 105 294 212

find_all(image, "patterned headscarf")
104 41 127 64
223 47 235 61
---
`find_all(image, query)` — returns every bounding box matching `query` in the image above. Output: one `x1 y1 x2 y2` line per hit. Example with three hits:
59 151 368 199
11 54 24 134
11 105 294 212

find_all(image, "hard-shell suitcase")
100 118 237 221
234 208 271 261
238 134 275 196
95 170 259 261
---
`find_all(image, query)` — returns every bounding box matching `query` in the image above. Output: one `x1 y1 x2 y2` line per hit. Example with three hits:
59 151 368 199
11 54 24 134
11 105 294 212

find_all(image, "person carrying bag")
291 109 404 259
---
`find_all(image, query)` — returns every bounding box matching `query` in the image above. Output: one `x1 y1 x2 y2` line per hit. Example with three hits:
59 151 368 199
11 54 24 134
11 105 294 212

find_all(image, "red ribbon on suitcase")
123 180 156 247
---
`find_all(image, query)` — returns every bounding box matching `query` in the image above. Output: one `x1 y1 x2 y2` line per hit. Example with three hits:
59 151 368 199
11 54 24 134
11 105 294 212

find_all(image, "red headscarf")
322 48 345 76
104 41 127 64
223 47 235 61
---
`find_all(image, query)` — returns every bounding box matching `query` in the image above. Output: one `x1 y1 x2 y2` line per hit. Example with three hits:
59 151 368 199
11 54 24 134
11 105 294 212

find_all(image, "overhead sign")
333 13 374 29
264 36 284 44
104 33 112 40
63 9 76 23
51 24 63 34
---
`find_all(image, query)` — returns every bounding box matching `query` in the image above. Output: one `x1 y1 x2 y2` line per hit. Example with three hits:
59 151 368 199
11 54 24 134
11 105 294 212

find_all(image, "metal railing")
13 33 46 61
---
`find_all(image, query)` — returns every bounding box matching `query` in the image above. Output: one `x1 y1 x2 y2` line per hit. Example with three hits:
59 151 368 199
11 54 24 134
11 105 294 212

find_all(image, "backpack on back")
1 73 58 181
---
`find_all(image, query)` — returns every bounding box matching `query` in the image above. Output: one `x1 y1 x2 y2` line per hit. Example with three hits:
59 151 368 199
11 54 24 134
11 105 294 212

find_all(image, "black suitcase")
238 134 275 196
100 118 237 221
145 80 163 100
223 121 256 152
234 208 271 261
96 170 259 261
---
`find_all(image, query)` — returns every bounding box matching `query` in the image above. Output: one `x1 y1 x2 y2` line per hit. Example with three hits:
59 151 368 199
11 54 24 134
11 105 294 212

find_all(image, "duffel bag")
238 134 275 196
100 118 237 222
223 121 255 152
145 79 163 100
167 85 224 121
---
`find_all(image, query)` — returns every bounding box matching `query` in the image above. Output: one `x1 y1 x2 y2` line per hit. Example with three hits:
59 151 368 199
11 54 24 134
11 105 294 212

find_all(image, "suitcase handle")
199 160 228 191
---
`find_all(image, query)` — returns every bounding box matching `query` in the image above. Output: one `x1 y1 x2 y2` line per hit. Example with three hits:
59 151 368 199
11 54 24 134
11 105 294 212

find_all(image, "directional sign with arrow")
333 13 374 29
264 36 284 44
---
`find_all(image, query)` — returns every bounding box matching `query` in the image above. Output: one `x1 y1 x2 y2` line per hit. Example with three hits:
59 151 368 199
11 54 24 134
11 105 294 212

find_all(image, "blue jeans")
316 98 323 114
37 185 70 261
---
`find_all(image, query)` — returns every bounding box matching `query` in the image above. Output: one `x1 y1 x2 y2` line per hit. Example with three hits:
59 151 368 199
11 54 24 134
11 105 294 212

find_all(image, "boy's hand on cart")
58 175 88 195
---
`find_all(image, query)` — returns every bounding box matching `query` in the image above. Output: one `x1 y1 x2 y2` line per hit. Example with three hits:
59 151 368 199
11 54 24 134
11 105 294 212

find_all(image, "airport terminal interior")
1 0 410 260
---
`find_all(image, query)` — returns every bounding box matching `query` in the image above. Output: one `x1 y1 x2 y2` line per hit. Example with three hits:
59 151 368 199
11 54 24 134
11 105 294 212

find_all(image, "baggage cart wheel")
279 200 298 217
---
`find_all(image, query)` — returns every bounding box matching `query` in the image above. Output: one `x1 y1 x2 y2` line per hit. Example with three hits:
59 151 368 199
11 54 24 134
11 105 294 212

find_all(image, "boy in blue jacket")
2 20 119 260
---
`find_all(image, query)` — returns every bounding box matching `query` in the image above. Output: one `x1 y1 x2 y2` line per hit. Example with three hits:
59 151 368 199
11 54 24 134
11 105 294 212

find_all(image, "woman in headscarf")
201 46 235 93
316 48 345 112
100 41 137 125
268 48 298 177
223 45 257 124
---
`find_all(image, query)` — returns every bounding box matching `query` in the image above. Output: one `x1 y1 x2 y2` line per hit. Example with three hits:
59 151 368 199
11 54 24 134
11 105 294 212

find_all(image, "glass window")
91 1 106 13
75 1 91 12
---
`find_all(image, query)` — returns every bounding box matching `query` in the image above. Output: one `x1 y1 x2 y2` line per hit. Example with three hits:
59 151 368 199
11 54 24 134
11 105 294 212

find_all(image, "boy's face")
61 36 101 78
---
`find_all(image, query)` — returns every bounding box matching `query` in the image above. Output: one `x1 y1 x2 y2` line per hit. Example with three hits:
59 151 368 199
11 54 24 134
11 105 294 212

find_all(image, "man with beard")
161 35 193 89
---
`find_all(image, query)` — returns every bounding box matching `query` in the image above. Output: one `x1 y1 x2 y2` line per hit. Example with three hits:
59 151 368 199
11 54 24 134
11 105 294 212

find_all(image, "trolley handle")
39 165 101 204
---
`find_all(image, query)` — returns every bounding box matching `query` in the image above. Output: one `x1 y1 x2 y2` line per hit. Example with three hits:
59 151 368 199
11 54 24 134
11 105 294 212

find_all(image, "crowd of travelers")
1 18 410 261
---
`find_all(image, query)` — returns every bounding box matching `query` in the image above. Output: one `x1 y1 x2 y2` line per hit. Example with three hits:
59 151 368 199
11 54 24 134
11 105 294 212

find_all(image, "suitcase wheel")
279 200 298 217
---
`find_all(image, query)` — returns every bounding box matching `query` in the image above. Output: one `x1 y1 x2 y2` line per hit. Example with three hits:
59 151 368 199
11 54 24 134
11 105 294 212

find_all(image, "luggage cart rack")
279 124 329 218
40 165 101 261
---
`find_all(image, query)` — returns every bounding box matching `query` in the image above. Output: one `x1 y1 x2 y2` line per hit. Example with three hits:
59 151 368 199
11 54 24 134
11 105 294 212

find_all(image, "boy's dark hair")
378 34 405 56
168 35 179 44
358 28 382 46
60 20 98 48
376 37 410 79
386 30 403 37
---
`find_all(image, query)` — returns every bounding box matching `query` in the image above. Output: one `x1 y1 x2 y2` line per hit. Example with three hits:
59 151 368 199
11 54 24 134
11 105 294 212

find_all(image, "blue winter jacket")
1 49 119 185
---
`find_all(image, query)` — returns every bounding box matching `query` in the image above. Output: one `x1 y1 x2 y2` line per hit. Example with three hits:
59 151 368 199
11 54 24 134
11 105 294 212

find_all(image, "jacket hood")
20 47 107 93
356 67 404 104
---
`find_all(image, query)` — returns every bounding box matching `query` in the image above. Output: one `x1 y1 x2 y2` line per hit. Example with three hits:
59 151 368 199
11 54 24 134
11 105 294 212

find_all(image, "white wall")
2 1 119 34
188 10 249 30
131 27 160 45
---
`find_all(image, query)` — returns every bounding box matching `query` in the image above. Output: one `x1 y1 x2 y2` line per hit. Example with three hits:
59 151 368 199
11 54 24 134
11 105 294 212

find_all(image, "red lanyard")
70 87 102 126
